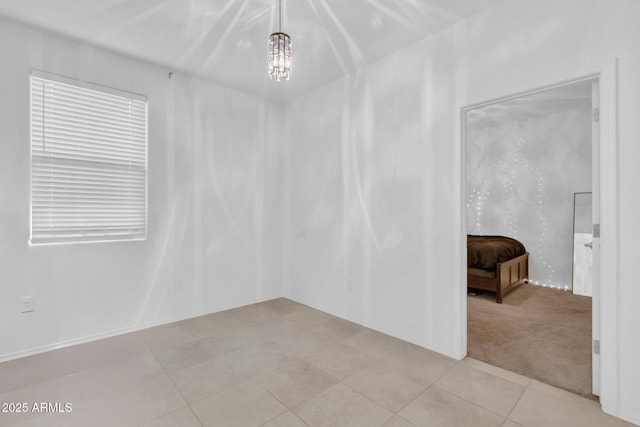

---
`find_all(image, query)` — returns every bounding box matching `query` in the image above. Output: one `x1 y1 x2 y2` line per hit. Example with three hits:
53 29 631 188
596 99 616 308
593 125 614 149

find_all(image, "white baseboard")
283 293 457 360
0 293 281 363
618 410 640 427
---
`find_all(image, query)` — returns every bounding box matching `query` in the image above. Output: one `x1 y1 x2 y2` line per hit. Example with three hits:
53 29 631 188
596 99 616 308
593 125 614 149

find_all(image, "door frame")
459 60 619 412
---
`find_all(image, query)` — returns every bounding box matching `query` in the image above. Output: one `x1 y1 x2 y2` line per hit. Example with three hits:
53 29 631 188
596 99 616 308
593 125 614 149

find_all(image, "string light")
467 129 567 288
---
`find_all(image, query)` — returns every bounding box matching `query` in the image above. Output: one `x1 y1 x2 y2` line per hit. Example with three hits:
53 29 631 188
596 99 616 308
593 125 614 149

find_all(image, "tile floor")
0 298 636 427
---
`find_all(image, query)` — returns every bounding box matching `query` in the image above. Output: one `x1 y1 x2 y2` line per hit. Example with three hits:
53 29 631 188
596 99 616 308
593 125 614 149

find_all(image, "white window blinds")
30 72 147 244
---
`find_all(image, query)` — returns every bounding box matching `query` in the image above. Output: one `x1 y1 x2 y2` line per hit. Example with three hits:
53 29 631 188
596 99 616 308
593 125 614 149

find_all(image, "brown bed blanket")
467 235 526 271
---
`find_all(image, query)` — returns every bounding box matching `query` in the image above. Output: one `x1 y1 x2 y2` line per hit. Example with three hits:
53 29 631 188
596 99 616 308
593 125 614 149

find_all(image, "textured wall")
466 107 592 289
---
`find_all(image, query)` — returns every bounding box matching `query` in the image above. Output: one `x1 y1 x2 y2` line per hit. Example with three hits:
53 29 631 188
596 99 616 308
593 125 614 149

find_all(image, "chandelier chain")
268 0 291 81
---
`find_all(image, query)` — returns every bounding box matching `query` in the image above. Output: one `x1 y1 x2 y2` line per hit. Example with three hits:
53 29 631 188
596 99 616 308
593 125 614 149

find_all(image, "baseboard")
0 293 281 363
283 294 457 360
618 410 640 426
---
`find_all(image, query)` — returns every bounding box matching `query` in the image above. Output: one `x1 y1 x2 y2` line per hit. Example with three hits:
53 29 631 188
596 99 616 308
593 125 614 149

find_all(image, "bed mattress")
467 235 526 271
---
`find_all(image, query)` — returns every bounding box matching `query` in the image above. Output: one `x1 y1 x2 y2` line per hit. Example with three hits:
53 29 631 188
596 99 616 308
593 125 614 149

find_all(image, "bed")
467 235 529 303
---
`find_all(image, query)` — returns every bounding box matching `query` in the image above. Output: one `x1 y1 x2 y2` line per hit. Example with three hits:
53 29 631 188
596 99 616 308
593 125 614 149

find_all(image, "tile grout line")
433 384 514 421
500 381 531 427
388 356 460 416
257 404 311 427
445 361 534 418
137 406 203 427
257 352 343 419
336 370 416 424
140 334 204 427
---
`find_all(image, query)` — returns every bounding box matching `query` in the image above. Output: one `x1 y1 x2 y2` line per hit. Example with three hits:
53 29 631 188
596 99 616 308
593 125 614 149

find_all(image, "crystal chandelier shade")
268 32 291 81
268 0 291 81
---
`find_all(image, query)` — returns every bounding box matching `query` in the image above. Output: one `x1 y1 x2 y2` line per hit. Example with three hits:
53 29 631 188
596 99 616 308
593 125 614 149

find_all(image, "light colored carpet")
467 284 593 398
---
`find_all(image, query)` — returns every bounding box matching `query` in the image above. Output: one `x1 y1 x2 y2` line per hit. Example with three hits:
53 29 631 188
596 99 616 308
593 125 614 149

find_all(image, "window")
30 71 147 244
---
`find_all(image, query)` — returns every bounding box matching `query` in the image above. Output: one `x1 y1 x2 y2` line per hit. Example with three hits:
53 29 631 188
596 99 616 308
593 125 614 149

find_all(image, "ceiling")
0 0 505 102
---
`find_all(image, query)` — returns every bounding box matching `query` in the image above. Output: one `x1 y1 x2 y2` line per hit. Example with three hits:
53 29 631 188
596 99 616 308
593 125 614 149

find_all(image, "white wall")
466 107 592 289
283 0 640 423
283 22 463 359
0 18 284 360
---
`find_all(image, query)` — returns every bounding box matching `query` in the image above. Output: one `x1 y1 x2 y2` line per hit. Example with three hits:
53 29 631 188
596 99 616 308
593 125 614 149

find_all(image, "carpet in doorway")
467 284 593 398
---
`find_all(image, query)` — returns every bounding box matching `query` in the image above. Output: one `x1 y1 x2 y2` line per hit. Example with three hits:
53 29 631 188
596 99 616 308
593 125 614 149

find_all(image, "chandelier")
268 0 291 81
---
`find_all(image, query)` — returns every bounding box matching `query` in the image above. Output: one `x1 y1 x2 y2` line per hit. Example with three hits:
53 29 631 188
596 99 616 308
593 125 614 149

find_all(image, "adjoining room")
464 79 597 398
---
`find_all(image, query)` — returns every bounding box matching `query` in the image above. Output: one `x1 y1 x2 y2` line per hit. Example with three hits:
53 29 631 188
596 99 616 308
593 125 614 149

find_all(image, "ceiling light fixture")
268 0 291 81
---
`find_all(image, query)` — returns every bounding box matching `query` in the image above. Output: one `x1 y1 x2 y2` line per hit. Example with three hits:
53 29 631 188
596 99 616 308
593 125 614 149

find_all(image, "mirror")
572 192 592 296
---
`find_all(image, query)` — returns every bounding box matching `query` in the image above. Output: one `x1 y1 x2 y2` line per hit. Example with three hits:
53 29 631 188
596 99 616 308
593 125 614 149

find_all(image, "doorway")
462 77 600 397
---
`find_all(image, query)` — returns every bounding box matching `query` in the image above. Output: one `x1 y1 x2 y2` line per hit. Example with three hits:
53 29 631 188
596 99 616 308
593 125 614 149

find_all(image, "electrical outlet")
21 296 35 313
174 278 184 291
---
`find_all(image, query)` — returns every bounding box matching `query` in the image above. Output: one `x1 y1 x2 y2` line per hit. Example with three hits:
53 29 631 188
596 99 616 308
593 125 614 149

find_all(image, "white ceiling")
0 0 505 102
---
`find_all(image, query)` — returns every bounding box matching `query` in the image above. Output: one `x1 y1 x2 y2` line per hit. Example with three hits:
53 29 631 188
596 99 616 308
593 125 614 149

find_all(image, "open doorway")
462 77 599 398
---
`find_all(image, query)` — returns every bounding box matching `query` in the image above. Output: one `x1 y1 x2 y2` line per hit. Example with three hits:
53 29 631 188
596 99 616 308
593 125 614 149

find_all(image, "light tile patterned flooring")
0 298 636 427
